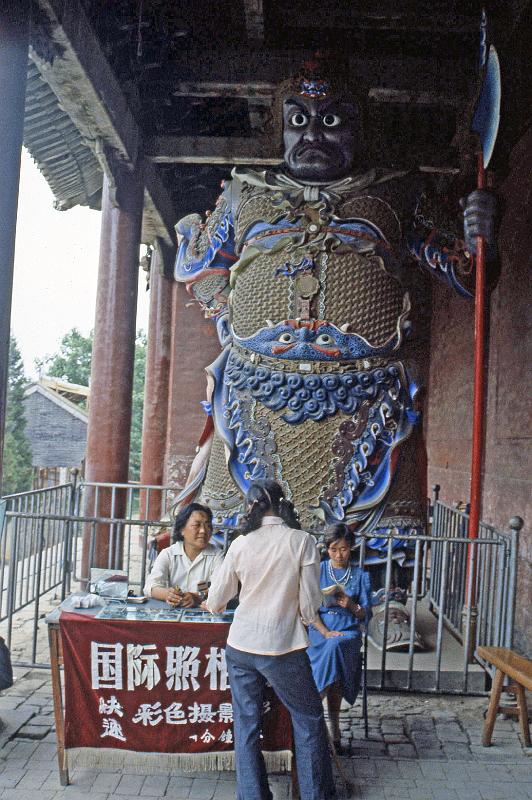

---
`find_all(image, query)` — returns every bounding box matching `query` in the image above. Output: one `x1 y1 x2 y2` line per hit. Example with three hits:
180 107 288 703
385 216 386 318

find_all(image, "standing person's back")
206 480 336 800
219 520 320 655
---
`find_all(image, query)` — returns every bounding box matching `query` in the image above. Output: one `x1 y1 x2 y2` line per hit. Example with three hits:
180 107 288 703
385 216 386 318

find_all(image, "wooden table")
47 619 69 784
477 646 532 748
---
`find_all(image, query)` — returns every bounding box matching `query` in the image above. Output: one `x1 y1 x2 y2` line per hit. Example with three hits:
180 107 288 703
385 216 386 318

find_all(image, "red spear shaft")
465 153 487 604
464 11 500 622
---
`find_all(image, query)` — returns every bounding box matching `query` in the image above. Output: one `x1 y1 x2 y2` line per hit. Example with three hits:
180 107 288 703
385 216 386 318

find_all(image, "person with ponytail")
205 480 336 800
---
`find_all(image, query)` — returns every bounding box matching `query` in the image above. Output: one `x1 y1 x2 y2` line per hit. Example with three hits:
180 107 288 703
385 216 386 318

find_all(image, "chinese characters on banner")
60 613 291 754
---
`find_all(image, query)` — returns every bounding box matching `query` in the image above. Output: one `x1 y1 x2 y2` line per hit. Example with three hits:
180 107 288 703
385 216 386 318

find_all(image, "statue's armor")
175 167 470 554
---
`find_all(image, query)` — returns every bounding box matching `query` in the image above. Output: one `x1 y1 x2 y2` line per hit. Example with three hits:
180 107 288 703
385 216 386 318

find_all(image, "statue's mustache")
293 142 334 158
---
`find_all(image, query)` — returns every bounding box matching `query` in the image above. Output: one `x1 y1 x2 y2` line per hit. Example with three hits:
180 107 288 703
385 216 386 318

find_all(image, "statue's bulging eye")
290 112 308 127
322 113 341 127
315 333 335 346
278 332 296 344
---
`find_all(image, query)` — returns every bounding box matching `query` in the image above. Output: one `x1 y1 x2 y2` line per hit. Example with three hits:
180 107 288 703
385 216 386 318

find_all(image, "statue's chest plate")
234 186 405 253
230 183 410 350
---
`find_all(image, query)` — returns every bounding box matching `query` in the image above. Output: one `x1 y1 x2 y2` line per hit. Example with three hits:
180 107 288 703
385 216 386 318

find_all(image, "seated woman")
307 523 371 753
144 503 223 607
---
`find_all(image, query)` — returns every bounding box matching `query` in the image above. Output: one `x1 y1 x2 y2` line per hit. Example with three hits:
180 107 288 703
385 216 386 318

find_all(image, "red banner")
60 611 291 755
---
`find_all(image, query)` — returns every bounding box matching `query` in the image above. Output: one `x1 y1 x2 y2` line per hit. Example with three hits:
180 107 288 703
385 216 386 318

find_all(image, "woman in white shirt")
144 503 223 607
206 481 336 800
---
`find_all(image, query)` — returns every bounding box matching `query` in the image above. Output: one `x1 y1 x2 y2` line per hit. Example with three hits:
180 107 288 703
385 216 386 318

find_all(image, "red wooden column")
81 170 143 576
164 282 221 497
0 0 29 488
139 245 173 520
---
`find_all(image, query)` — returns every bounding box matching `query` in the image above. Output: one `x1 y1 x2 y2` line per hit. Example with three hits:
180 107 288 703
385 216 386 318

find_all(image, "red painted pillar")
81 170 143 576
0 0 28 489
164 282 221 498
139 245 173 520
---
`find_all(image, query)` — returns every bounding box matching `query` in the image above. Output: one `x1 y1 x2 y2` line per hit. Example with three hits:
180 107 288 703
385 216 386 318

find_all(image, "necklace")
327 560 351 586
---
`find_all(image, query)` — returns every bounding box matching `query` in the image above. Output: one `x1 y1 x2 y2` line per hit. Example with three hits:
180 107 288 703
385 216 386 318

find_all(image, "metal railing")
0 479 172 666
0 479 524 690
75 481 173 585
0 481 77 616
429 495 522 682
0 481 78 665
352 507 522 693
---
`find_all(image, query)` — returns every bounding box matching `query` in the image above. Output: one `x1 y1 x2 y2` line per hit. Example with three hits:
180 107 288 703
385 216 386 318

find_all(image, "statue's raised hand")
460 189 498 259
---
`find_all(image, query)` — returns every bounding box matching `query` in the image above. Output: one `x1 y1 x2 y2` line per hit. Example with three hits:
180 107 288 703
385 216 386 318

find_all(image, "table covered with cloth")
48 596 292 774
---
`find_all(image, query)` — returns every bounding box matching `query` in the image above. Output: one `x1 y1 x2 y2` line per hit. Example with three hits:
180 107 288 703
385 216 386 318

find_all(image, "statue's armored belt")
232 343 390 374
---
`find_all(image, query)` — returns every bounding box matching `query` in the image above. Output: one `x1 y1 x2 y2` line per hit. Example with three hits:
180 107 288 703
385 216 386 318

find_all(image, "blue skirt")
308 609 362 704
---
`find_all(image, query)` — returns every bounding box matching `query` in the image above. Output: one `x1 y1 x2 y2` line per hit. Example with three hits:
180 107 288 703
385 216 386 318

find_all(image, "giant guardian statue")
174 58 496 649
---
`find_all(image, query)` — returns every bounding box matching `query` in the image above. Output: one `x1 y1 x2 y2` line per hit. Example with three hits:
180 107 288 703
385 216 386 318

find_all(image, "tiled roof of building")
24 59 102 211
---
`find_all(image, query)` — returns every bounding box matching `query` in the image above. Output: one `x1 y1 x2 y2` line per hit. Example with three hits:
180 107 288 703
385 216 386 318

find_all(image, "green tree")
35 328 146 481
1 337 33 496
129 331 147 481
36 328 93 388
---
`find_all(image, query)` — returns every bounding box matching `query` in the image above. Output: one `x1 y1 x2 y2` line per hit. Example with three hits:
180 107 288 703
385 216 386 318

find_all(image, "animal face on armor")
282 95 361 182
233 316 407 362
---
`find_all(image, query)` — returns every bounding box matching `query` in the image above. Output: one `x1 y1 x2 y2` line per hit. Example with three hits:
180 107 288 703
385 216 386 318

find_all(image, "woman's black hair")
240 480 301 534
172 503 213 543
324 522 356 549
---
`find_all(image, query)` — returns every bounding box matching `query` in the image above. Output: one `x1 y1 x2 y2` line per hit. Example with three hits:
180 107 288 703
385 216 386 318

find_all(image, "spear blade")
471 13 501 169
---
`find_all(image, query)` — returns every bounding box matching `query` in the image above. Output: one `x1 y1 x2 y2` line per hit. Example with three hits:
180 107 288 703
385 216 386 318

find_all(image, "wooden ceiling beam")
146 136 459 173
171 81 275 102
167 81 458 107
369 87 457 106
269 6 479 34
34 0 176 245
147 136 281 165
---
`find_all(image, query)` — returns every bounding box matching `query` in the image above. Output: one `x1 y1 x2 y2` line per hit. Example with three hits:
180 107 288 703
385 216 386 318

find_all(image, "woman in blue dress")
308 524 371 753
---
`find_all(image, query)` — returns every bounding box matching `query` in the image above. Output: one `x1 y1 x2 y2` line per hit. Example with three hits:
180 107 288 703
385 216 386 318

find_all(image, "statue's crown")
298 54 331 98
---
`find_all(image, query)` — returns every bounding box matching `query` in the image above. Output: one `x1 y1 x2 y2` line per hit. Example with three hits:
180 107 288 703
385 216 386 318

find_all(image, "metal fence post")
435 539 449 691
61 470 78 600
505 516 523 649
406 538 422 690
0 500 7 619
5 516 18 650
31 518 46 664
379 537 394 690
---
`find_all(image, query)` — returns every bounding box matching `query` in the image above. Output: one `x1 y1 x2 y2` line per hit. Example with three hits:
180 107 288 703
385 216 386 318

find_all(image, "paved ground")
0 667 530 800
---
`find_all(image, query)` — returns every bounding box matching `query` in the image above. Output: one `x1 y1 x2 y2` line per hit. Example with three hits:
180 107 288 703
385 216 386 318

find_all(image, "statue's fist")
460 189 498 258
175 213 202 240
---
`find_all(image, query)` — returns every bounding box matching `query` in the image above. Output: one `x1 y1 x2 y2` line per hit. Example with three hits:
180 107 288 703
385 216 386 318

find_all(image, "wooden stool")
477 646 532 748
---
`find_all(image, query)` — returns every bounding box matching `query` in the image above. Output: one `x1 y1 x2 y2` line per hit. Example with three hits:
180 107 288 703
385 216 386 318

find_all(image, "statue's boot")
367 600 427 651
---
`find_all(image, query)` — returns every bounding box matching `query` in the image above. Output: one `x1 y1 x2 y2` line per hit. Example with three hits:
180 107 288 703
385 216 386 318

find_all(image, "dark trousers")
226 644 336 800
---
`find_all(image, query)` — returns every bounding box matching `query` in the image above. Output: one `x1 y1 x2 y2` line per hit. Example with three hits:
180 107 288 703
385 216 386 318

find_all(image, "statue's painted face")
282 95 360 182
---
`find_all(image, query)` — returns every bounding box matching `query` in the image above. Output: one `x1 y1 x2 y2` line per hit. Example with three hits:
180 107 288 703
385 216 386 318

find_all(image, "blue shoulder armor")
174 192 236 284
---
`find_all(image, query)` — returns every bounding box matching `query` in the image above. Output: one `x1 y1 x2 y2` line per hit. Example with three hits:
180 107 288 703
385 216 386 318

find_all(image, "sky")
11 149 150 380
